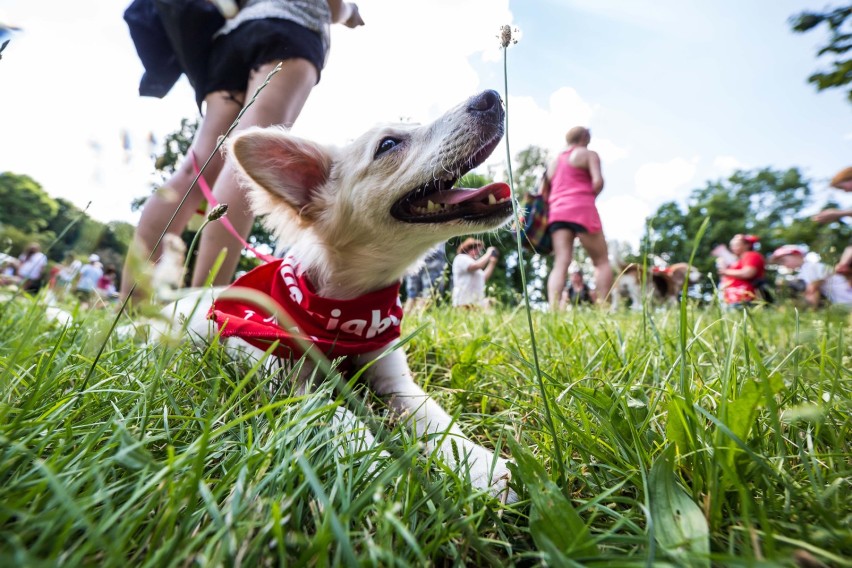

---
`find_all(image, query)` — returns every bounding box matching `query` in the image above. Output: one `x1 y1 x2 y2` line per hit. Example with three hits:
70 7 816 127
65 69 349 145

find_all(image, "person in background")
769 245 852 308
561 269 595 309
544 126 613 310
97 266 120 302
404 244 447 311
718 234 766 307
812 166 852 277
121 0 364 301
452 238 499 308
54 253 83 298
11 242 48 293
838 247 852 278
75 254 104 306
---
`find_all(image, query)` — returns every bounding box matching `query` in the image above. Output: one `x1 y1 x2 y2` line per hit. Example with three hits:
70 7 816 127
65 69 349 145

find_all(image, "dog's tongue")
430 182 511 205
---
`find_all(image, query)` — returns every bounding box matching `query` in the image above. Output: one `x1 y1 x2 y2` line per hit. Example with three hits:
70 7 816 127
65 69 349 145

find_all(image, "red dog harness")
208 254 403 359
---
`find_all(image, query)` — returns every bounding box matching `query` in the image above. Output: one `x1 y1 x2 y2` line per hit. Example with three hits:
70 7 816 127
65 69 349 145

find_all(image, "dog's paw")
470 458 518 504
489 462 519 505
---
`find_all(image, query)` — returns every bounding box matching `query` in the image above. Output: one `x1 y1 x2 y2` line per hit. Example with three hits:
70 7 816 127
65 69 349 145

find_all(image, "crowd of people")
709 168 852 310
0 243 48 293
0 248 119 308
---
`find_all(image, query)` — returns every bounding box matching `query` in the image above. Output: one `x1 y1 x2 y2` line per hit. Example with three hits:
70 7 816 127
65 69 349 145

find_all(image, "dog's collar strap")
208 255 403 359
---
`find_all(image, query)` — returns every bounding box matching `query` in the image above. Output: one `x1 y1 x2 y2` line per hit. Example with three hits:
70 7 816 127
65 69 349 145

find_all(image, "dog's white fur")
151 91 517 501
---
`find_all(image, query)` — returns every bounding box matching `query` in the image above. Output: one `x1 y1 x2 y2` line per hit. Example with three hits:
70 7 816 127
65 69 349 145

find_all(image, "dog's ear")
230 127 332 214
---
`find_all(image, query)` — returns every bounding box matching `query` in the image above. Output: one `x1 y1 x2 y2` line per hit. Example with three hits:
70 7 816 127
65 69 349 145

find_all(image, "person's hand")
812 208 847 224
485 246 497 259
344 3 364 27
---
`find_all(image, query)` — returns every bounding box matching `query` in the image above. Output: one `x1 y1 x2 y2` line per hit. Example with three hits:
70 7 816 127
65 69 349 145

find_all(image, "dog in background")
609 243 701 309
147 90 518 502
611 261 701 310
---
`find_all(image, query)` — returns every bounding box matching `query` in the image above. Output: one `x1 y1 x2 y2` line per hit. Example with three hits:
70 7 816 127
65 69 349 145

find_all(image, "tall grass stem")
501 38 565 481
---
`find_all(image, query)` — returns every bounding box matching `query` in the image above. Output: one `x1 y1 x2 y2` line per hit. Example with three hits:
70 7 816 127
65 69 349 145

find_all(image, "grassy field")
0 294 849 566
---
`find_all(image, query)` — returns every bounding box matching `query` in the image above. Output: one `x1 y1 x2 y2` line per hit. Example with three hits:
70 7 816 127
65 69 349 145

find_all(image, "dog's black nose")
467 90 502 116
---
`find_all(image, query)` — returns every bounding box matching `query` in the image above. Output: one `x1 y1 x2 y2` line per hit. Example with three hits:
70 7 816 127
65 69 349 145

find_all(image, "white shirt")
58 259 82 283
17 252 47 280
452 254 486 307
797 260 852 305
797 260 828 285
822 274 852 306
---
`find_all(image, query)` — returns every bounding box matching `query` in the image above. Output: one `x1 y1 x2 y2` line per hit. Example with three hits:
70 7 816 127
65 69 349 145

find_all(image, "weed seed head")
207 203 229 221
499 25 519 48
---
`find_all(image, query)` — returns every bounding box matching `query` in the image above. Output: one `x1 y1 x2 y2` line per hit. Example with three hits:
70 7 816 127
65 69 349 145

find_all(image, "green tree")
43 198 88 261
790 4 852 102
0 173 59 234
0 225 43 257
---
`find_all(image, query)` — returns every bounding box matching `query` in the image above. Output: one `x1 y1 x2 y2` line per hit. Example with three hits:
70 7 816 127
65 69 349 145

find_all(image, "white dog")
151 90 517 501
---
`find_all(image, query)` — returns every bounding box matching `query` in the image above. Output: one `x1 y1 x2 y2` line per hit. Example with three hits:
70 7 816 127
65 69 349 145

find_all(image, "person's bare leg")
836 245 852 276
547 228 575 311
579 232 613 305
192 59 318 287
120 95 241 299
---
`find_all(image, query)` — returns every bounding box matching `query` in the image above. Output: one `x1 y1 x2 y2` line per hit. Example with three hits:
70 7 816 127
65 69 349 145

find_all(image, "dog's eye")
374 137 401 158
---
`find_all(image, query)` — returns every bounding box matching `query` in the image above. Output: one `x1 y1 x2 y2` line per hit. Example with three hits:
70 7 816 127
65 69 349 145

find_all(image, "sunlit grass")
0 295 849 566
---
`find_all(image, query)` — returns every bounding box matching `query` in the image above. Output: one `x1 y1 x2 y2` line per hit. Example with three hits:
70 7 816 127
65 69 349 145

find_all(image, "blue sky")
0 0 849 249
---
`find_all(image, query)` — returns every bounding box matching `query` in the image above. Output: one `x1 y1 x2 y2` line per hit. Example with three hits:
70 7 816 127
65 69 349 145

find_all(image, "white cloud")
713 155 747 173
591 138 630 164
634 157 698 201
597 194 651 246
482 86 606 172
295 0 513 145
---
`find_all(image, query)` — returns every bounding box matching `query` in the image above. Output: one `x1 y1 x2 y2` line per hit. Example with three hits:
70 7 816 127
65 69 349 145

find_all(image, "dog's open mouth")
391 180 513 223
390 138 513 224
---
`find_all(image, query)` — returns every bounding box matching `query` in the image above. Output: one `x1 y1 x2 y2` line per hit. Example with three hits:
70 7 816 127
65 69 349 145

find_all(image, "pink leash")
190 151 276 263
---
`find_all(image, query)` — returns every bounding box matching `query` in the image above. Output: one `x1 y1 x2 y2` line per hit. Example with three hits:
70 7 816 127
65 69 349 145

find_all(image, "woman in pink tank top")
543 126 613 310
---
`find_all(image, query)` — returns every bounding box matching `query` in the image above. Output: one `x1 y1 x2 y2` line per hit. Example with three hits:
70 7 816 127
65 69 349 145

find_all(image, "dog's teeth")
427 200 437 212
487 194 497 205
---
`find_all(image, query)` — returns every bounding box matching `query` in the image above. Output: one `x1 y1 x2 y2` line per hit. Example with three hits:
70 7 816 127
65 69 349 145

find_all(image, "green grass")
0 295 849 566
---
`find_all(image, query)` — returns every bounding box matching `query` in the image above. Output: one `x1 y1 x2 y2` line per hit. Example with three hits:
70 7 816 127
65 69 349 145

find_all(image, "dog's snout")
467 90 503 118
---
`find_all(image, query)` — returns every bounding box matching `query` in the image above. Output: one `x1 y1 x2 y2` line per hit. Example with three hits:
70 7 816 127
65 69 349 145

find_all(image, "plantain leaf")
727 373 785 442
649 446 710 567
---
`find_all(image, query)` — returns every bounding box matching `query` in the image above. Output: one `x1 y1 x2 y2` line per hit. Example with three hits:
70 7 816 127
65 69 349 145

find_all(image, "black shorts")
200 18 325 106
548 221 588 235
